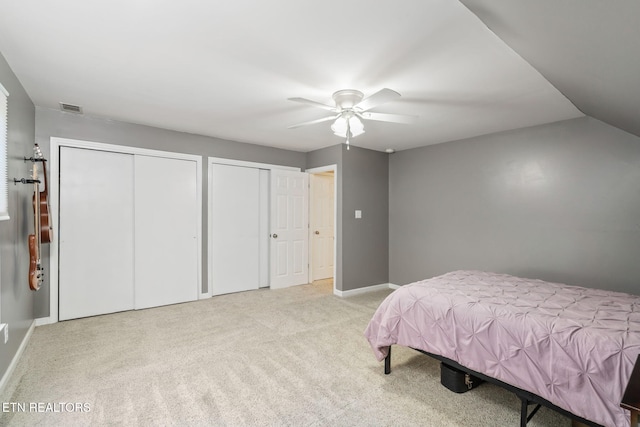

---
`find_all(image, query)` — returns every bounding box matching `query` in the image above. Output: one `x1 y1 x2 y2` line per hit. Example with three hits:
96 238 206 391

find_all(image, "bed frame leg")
520 398 528 427
519 397 542 426
384 346 391 375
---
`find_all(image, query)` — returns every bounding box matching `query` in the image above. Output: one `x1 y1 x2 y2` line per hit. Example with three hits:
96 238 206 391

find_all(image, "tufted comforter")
364 270 640 427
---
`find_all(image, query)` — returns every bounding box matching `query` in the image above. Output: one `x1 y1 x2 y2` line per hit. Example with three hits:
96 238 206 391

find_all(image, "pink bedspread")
364 271 640 427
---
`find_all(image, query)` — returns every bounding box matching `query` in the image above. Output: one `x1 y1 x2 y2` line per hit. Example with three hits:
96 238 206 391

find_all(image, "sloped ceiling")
460 0 640 140
0 1 621 153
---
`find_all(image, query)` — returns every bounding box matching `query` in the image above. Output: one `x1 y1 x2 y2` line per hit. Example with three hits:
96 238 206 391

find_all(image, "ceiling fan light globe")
348 116 365 137
331 117 348 137
331 116 365 138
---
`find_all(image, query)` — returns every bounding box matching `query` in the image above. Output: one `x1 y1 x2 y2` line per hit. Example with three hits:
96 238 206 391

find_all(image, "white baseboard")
35 316 56 326
389 283 400 290
0 320 35 396
334 283 397 297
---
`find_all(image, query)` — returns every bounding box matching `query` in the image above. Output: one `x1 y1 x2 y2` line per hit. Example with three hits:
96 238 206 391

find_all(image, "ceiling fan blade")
288 97 337 112
355 88 401 112
359 111 417 124
288 114 338 129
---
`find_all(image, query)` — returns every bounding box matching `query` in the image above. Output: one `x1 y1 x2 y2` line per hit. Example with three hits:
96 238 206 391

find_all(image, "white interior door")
311 173 334 281
270 170 309 289
210 164 261 295
134 155 199 309
59 147 135 320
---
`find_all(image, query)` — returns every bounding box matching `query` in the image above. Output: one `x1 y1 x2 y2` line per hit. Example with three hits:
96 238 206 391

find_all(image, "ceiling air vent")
59 102 83 114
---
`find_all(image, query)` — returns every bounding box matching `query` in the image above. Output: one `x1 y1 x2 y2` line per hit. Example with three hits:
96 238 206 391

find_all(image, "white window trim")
0 82 9 221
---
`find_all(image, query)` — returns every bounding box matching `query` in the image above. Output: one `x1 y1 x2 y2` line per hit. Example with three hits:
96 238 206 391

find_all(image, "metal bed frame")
383 345 604 427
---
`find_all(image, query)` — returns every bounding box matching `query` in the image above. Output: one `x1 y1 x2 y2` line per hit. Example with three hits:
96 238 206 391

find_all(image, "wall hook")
13 178 40 185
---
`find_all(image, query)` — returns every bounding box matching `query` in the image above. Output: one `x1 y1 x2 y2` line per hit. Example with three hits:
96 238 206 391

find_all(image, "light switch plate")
355 210 362 219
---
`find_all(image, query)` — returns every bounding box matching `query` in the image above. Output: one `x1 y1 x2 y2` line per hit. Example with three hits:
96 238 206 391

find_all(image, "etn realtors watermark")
2 402 91 413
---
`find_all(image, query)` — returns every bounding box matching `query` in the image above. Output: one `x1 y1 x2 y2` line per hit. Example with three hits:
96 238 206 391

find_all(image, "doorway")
207 157 308 296
307 165 337 294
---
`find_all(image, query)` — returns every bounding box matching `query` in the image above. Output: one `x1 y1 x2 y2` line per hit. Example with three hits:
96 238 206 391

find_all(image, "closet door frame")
44 137 203 324
206 157 300 298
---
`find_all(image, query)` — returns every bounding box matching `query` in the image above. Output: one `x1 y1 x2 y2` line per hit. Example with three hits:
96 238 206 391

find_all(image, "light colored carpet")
0 281 570 426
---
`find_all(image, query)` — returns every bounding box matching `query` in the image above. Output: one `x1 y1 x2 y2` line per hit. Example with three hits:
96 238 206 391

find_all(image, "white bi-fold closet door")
59 148 134 319
209 163 269 295
209 161 308 296
58 146 199 320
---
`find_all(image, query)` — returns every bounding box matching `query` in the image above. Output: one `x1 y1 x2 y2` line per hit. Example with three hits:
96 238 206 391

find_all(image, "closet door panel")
59 147 135 320
134 155 199 309
210 164 260 295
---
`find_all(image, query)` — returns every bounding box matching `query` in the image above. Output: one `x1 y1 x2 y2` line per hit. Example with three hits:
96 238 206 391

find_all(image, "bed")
364 270 640 427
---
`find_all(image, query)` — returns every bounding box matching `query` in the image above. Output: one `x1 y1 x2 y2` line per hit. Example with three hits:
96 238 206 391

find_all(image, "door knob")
315 231 320 235
272 234 278 239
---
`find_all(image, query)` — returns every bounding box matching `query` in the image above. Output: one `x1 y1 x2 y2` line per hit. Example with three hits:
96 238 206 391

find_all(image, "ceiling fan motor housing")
332 89 364 110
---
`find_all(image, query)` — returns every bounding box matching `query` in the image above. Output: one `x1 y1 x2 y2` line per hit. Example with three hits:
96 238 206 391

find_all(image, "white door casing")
310 173 334 281
134 155 199 309
270 170 309 289
258 169 270 288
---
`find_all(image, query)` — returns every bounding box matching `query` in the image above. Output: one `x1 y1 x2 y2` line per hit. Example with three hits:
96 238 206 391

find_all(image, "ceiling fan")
288 88 417 149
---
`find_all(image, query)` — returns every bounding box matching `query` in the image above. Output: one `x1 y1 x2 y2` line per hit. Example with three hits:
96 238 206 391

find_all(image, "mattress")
364 270 640 427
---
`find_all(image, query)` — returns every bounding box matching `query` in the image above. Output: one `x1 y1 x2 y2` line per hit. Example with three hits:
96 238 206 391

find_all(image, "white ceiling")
0 0 584 152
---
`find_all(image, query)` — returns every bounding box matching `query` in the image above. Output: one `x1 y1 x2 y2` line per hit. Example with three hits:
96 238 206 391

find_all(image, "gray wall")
307 144 389 291
35 107 307 317
0 52 36 381
342 146 389 290
389 116 640 295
